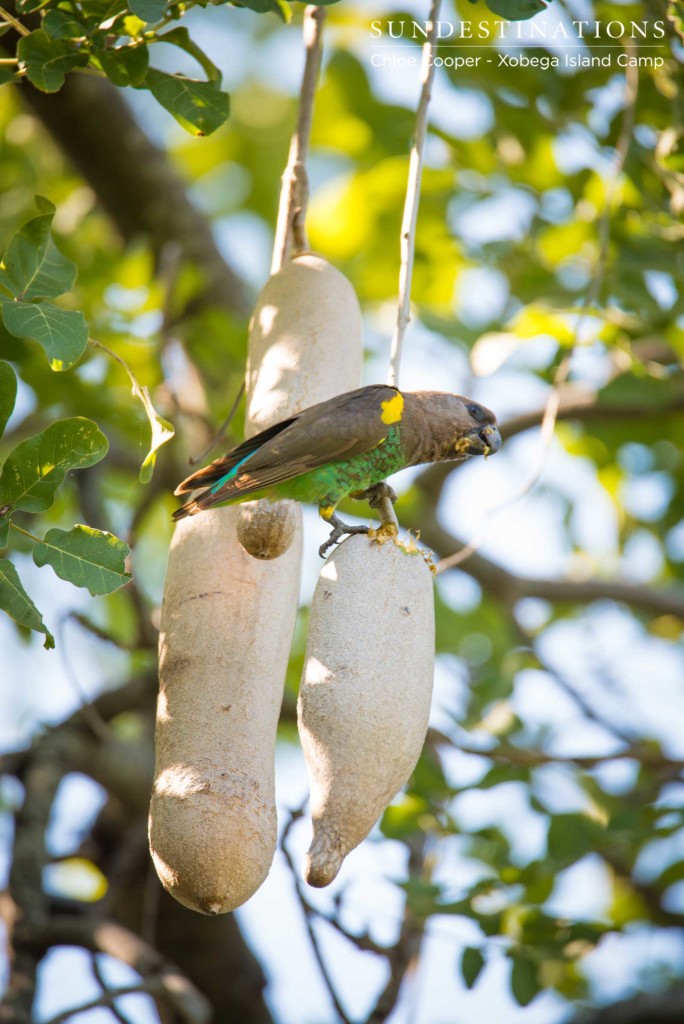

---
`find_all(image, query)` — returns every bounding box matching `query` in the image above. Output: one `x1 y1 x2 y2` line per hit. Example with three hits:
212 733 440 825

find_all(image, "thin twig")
454 741 684 772
89 953 135 1024
0 5 29 35
55 614 117 743
188 381 245 465
271 5 326 273
364 835 428 1024
41 980 162 1024
387 0 441 388
281 807 352 1024
437 50 639 574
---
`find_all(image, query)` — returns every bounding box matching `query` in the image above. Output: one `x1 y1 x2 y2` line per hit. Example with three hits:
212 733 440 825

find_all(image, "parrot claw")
319 514 371 558
351 482 398 509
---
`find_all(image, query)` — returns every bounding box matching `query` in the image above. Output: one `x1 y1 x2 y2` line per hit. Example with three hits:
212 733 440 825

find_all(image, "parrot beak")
462 424 502 459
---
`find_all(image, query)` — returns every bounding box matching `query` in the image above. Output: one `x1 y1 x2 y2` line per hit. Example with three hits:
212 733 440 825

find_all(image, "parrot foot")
351 482 398 509
319 514 370 558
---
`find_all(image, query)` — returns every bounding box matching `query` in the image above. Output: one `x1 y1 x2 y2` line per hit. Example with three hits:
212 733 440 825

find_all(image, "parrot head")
456 400 502 459
409 392 502 464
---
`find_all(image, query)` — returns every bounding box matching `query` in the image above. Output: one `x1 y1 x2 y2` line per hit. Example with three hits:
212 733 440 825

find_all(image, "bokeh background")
1 0 684 1021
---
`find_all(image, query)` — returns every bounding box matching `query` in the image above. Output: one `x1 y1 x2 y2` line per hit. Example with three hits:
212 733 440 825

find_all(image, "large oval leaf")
17 30 89 92
0 200 77 300
2 300 88 371
0 417 108 513
145 68 229 136
33 525 131 595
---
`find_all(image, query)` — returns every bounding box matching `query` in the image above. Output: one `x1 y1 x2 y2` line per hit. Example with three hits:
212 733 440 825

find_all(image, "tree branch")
364 835 427 1024
570 984 684 1024
271 5 326 272
453 740 684 772
501 388 684 442
409 473 684 620
388 0 441 388
280 809 352 1024
16 916 211 1024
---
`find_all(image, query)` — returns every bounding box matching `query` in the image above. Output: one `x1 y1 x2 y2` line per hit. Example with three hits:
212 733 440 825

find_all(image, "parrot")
173 384 502 555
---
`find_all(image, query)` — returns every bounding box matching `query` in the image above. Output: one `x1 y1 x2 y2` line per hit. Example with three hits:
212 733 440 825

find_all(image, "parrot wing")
173 385 403 516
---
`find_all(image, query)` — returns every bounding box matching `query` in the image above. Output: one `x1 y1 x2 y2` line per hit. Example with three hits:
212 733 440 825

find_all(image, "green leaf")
34 195 55 215
0 518 8 549
485 0 548 18
42 10 87 39
33 525 131 595
2 301 88 371
138 387 174 483
547 814 597 866
0 361 17 439
0 557 54 648
89 339 175 482
510 954 540 1007
272 0 292 22
145 68 229 136
129 0 166 22
233 0 274 11
668 2 684 43
22 238 78 300
156 27 221 83
96 43 149 86
16 0 48 12
0 67 19 85
17 29 89 92
461 947 485 989
0 208 53 298
0 418 108 513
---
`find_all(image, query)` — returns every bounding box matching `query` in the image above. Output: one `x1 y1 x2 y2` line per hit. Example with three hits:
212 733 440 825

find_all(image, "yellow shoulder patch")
380 391 404 425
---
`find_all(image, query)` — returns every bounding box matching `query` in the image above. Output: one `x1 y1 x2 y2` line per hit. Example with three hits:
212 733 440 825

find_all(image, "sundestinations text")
370 19 666 41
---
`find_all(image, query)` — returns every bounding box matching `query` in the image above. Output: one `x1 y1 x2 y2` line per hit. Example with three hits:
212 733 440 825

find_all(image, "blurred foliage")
1 0 684 1020
0 0 346 134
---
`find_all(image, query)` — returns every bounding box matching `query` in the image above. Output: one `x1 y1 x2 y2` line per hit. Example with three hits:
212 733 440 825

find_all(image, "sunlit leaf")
0 418 108 513
138 387 175 483
89 340 175 483
509 303 574 345
43 857 108 901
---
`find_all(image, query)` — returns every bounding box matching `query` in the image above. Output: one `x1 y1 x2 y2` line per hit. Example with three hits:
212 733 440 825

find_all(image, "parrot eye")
467 403 484 421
